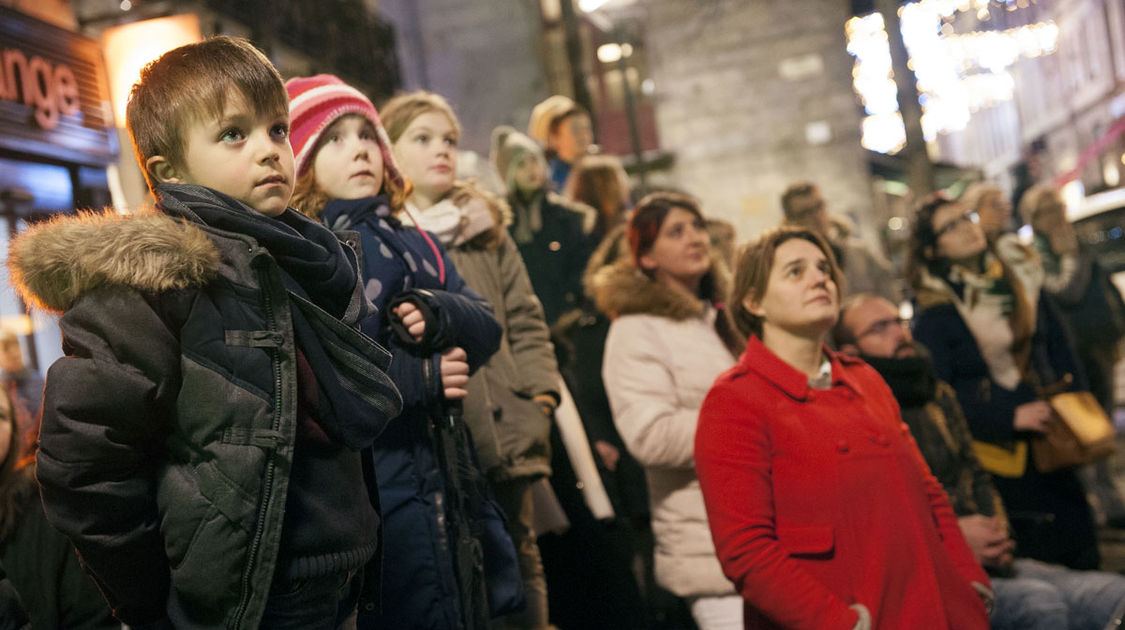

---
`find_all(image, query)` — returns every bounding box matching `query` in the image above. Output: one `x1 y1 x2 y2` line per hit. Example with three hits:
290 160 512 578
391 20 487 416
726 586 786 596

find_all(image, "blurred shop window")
0 157 75 373
585 22 661 159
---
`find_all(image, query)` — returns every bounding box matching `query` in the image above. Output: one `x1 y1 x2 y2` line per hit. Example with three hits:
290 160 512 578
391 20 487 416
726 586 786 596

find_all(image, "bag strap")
400 204 446 285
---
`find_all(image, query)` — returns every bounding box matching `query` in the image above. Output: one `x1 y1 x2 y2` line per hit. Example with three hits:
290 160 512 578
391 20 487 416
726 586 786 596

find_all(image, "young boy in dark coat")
6 36 401 629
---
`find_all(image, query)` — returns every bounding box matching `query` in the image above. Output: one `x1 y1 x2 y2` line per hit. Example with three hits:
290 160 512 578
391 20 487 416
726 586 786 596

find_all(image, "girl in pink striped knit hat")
285 74 509 630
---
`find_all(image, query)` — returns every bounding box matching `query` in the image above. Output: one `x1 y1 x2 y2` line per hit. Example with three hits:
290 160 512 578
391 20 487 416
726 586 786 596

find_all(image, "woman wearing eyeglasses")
907 193 1099 571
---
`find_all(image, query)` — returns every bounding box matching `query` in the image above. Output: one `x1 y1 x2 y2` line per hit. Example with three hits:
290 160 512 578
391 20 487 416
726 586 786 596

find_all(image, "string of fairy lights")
846 0 1058 154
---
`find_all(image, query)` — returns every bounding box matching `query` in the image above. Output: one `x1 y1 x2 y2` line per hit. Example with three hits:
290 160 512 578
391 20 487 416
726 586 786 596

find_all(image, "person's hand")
1013 400 1053 433
957 514 1015 568
393 302 426 342
594 440 620 471
440 347 469 400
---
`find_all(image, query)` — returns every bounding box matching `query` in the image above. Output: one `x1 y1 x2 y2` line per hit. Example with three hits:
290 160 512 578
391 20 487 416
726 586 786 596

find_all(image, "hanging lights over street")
846 0 1058 153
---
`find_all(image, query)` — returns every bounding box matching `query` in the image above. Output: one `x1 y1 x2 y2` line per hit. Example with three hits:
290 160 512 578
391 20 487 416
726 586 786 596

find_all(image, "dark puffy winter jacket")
7 185 400 629
320 197 503 630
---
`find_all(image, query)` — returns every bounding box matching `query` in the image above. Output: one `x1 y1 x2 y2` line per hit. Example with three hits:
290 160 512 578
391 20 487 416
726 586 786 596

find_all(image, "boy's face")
150 88 294 217
550 113 592 163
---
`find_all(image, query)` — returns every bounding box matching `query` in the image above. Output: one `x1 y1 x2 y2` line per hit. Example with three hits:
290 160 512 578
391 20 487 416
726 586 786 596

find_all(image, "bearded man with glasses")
834 293 1125 630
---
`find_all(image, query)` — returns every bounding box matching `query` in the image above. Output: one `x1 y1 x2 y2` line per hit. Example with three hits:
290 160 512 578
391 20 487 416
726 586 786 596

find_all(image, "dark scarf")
155 184 400 449
863 350 938 409
321 195 394 233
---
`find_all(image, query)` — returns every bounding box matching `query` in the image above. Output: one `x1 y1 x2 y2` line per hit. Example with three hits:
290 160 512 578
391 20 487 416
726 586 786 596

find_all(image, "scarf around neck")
936 242 1038 390
406 196 495 247
510 189 544 244
321 195 394 234
157 184 364 320
156 184 400 449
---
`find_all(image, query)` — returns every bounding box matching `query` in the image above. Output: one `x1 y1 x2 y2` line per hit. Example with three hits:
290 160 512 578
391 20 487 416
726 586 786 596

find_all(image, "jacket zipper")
231 250 283 628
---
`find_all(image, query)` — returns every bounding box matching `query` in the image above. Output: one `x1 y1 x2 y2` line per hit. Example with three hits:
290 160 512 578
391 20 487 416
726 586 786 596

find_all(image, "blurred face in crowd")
150 88 294 217
932 201 987 263
639 206 712 292
312 114 385 200
976 190 1012 239
787 190 830 237
512 152 546 195
0 335 23 374
550 112 593 163
746 237 838 339
1031 192 1068 235
841 296 915 359
393 111 458 206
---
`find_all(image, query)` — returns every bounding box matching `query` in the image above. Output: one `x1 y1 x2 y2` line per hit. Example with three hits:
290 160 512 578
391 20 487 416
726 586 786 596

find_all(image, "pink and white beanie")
285 74 405 191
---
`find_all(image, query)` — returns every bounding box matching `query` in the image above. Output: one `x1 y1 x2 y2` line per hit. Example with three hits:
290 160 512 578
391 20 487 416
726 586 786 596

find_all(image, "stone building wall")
631 0 876 241
378 0 879 244
379 0 551 156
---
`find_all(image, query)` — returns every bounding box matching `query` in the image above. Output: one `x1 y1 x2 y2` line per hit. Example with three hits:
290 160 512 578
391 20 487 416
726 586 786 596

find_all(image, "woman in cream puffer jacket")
595 192 744 630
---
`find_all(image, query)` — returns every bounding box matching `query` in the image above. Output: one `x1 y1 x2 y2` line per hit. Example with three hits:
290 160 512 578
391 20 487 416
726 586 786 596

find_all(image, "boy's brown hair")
126 36 288 192
729 226 842 339
780 181 822 222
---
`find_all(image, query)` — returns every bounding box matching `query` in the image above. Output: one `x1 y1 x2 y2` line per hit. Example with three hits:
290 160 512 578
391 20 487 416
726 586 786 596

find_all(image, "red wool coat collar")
739 335 865 401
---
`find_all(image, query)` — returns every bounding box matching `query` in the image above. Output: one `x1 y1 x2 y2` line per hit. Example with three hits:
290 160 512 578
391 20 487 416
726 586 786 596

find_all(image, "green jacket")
7 187 396 628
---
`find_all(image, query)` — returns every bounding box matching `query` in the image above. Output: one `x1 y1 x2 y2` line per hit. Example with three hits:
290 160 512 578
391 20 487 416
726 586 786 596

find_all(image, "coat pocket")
776 525 835 558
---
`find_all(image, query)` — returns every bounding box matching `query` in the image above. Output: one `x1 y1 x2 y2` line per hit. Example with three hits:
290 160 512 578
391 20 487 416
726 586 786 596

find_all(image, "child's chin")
253 201 289 217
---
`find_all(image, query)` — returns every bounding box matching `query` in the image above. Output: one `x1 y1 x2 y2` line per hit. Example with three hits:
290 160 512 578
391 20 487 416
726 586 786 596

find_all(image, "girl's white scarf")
403 196 495 248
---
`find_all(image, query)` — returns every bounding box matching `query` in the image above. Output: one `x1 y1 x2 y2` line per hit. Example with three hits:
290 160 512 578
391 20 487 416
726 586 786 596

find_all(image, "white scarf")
403 197 495 247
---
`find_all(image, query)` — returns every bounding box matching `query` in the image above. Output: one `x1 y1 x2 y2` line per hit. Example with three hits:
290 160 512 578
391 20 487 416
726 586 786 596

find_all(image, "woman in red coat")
694 226 991 630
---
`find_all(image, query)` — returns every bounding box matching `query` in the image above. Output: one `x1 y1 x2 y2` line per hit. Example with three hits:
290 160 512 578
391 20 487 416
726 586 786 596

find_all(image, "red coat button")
837 440 850 453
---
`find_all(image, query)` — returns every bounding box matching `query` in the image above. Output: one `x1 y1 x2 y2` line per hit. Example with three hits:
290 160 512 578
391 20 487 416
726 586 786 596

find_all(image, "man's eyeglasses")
856 317 909 338
934 211 979 239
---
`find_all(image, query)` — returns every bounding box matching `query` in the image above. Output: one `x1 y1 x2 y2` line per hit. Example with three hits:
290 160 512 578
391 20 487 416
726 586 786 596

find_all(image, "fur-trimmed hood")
591 253 731 320
448 179 512 250
7 210 221 314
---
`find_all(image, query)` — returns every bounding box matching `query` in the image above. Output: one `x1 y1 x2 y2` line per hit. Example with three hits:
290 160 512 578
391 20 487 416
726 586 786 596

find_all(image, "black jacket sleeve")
35 285 180 625
914 303 1031 444
389 246 501 374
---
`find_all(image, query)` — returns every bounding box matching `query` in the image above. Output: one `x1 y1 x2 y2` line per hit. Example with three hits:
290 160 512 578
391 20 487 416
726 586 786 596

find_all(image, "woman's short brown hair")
126 36 288 192
729 226 842 339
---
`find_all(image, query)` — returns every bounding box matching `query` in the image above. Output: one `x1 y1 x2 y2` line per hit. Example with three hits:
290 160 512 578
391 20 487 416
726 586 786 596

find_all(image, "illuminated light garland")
845 0 1056 154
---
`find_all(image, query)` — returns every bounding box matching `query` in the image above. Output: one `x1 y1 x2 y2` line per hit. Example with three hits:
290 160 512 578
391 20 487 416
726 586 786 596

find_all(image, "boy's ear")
146 156 184 184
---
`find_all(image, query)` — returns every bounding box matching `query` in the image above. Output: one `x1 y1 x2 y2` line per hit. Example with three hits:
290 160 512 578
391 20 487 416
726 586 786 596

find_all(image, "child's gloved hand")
393 301 426 342
440 347 469 400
